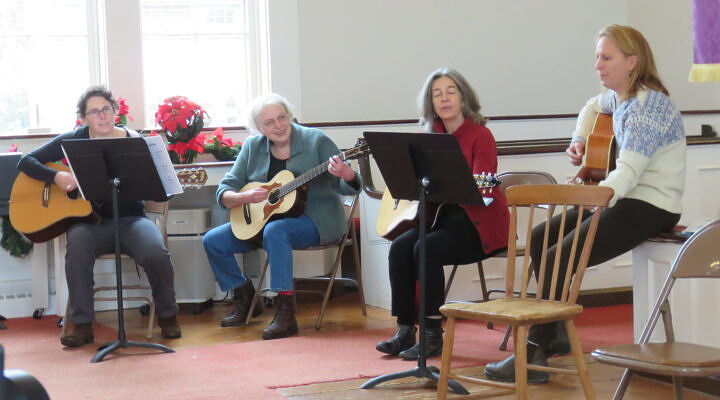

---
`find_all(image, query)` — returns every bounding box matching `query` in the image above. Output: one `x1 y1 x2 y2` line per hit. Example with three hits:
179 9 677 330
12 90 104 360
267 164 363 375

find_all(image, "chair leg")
436 316 457 400
315 245 345 329
499 324 512 351
565 320 596 400
444 265 459 300
672 376 685 400
349 226 367 316
515 325 528 400
245 257 269 325
611 369 633 400
146 299 155 339
61 301 71 337
476 261 494 330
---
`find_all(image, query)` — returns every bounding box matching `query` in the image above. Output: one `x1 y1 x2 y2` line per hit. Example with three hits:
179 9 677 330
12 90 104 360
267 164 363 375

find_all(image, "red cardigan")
433 117 510 255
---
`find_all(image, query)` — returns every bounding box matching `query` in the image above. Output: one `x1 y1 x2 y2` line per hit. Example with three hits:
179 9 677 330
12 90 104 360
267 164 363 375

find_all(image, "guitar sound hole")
66 189 80 200
268 191 279 205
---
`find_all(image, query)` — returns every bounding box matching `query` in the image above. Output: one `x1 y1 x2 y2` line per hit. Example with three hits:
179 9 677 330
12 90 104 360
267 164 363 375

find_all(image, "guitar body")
575 113 616 185
229 141 369 241
375 173 500 240
376 190 421 241
9 163 99 243
230 169 302 240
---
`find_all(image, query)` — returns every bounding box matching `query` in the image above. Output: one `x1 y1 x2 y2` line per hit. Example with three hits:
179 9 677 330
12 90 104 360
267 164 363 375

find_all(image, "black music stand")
361 131 488 394
61 137 177 363
0 153 22 330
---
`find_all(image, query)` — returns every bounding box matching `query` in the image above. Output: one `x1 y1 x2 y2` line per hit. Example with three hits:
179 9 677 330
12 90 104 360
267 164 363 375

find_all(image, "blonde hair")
417 67 486 132
598 24 669 98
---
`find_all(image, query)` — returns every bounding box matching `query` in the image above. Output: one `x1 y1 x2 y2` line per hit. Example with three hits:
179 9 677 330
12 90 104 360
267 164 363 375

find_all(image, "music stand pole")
90 177 174 363
361 176 468 395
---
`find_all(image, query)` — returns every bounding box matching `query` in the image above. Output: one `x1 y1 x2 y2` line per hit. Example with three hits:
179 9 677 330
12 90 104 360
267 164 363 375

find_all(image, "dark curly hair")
76 85 118 118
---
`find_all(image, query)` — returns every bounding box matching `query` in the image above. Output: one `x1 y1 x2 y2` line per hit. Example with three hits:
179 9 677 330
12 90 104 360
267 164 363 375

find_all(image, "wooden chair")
437 184 613 400
591 219 720 400
61 200 169 339
246 194 366 329
444 171 557 336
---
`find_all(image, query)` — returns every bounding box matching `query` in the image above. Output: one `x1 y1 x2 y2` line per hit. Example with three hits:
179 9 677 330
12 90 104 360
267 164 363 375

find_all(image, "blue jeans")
202 214 321 292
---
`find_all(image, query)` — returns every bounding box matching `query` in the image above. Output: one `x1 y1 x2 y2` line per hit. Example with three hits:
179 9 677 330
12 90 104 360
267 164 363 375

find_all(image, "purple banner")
692 0 720 64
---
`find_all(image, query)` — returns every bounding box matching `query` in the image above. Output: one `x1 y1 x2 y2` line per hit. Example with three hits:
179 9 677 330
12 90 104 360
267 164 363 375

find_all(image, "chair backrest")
504 184 613 304
497 171 557 194
637 218 720 344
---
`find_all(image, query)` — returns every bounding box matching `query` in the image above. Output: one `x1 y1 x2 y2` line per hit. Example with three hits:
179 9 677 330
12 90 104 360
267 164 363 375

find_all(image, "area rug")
0 304 632 400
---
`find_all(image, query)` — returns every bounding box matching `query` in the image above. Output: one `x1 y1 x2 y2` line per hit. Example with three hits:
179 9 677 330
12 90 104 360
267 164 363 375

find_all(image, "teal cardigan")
216 123 361 244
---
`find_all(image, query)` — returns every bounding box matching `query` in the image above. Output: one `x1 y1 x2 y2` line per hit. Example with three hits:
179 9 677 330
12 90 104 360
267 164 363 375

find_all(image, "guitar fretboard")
270 148 356 202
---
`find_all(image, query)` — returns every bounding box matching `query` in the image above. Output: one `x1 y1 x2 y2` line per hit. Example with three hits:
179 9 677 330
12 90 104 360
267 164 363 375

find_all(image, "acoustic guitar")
375 173 501 241
229 141 370 241
9 164 208 243
573 113 616 185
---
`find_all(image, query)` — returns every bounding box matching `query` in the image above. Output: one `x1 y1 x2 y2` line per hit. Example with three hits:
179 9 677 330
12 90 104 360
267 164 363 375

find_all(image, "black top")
267 152 287 181
16 126 145 219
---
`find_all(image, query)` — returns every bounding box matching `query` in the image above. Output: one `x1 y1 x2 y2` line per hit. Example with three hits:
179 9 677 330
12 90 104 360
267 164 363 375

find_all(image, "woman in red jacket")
375 68 509 360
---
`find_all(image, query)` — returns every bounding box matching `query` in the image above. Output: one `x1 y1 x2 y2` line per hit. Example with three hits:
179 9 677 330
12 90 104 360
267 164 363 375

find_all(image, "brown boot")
60 322 94 348
262 294 298 340
158 315 182 339
221 281 264 327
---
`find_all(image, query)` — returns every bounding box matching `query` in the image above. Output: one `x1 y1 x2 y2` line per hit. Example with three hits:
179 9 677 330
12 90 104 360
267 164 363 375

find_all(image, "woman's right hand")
566 141 585 166
222 187 269 209
242 187 269 204
54 171 77 192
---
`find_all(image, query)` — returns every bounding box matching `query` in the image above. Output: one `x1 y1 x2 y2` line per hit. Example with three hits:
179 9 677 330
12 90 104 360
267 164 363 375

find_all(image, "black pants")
388 204 500 328
528 198 680 345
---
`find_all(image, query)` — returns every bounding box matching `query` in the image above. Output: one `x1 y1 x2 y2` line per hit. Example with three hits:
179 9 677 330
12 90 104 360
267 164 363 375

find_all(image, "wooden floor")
94 291 715 400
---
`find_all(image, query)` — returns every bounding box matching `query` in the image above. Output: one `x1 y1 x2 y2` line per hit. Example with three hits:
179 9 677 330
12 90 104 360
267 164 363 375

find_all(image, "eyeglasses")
85 105 115 118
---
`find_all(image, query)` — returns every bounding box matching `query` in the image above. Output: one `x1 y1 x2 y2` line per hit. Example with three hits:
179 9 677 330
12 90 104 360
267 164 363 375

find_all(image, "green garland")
1 216 33 258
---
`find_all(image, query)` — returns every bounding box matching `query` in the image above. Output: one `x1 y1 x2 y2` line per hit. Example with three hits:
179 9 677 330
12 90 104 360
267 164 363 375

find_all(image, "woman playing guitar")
485 24 687 384
202 93 362 340
375 68 510 360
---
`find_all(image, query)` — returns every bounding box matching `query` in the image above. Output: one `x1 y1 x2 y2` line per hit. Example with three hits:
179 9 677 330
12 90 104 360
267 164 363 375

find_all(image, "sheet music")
143 135 183 196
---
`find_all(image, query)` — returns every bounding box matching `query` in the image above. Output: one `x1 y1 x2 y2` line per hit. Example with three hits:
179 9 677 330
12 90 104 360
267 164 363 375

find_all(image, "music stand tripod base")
92 339 174 363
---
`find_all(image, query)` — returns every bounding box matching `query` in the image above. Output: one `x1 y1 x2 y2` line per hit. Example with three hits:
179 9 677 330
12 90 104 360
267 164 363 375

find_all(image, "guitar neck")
276 149 353 197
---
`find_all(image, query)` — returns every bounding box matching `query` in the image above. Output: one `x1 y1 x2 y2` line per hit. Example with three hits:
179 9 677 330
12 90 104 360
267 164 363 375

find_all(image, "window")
0 0 267 136
140 0 267 128
0 0 94 135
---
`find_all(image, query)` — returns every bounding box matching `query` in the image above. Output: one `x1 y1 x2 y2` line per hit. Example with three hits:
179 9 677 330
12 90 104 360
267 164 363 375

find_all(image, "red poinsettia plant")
203 128 242 161
114 97 133 126
155 96 209 164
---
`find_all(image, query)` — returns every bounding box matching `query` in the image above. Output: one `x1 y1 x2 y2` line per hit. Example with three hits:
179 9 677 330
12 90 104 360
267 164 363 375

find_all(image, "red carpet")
0 304 632 400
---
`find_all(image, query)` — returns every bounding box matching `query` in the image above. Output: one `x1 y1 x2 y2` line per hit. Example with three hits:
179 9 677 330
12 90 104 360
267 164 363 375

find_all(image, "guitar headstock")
342 138 371 161
177 167 208 189
473 173 502 189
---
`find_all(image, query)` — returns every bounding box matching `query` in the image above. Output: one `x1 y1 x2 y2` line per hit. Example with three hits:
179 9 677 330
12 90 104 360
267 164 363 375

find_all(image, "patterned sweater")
571 89 686 213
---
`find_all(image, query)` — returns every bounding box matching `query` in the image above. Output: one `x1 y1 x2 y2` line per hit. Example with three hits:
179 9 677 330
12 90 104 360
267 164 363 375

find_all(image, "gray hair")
246 93 296 134
417 67 486 132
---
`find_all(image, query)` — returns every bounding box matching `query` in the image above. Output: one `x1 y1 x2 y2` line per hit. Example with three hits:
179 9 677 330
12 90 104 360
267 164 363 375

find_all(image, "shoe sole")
483 369 549 384
262 327 299 340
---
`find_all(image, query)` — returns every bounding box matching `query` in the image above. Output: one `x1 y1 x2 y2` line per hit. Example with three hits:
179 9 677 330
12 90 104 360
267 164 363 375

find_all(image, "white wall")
270 0 719 124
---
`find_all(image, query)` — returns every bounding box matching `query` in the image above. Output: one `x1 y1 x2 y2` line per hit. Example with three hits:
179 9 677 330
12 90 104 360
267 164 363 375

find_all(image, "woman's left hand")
328 156 355 182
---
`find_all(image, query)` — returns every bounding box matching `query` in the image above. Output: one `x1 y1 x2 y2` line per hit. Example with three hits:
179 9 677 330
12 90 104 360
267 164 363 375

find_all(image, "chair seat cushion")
440 298 583 325
593 342 720 368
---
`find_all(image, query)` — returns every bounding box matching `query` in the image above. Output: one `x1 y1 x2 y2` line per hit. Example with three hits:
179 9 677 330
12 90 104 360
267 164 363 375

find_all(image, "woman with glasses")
17 86 182 347
202 93 362 340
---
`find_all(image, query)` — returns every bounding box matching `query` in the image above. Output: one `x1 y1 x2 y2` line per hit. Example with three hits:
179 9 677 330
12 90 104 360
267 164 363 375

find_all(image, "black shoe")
221 281 263 327
398 328 443 360
262 294 298 340
484 343 549 384
376 325 416 355
546 322 570 356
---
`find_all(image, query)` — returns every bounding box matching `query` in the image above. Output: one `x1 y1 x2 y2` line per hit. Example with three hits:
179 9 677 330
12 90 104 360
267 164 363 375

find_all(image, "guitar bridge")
243 203 251 224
